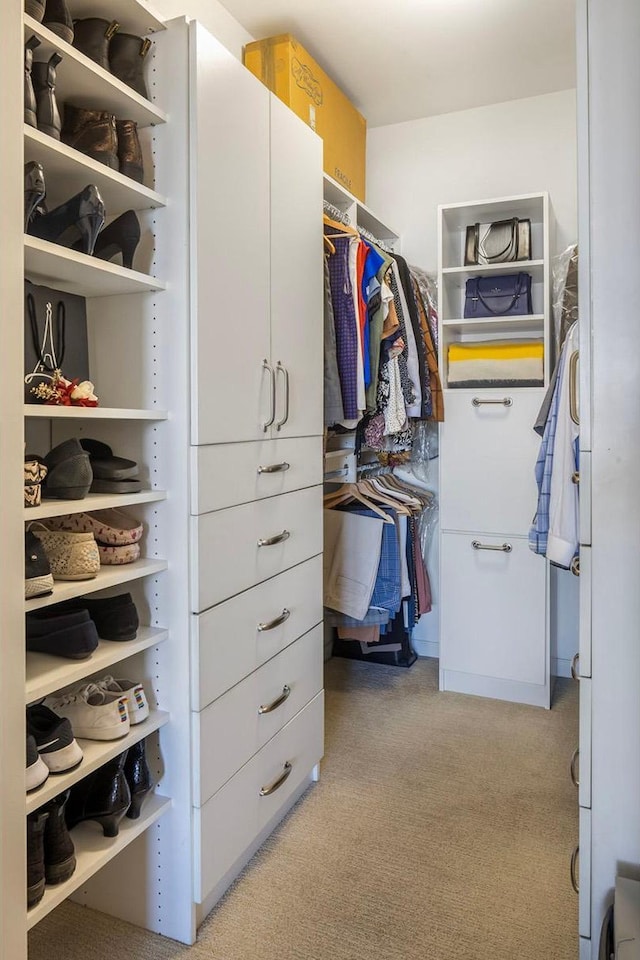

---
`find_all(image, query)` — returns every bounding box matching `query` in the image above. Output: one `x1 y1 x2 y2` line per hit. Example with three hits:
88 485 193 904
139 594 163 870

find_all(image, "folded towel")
448 339 544 387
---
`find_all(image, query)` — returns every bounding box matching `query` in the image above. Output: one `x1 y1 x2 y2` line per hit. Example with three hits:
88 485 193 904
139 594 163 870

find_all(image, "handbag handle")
478 218 519 263
470 272 525 316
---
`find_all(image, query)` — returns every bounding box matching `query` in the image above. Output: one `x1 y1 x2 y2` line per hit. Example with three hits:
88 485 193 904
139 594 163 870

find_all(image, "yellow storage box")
244 33 367 201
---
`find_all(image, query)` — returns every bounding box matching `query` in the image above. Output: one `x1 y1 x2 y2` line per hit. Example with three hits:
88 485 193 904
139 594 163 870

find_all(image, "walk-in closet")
1 1 639 958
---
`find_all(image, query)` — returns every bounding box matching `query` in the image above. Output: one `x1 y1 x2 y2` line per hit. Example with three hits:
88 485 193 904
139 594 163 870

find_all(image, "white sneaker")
44 683 130 741
96 676 149 725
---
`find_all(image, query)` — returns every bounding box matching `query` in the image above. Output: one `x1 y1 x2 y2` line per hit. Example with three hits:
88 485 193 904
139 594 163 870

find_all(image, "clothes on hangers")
529 321 579 567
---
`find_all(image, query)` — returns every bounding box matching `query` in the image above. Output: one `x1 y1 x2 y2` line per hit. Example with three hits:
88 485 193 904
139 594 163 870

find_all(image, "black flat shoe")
26 608 99 659
24 161 46 231
92 210 141 270
28 184 105 255
55 593 139 641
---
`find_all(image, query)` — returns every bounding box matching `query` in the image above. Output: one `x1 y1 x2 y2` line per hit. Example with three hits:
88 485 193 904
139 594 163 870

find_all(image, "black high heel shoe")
66 752 131 838
24 161 45 231
27 184 105 255
123 738 154 819
92 209 140 270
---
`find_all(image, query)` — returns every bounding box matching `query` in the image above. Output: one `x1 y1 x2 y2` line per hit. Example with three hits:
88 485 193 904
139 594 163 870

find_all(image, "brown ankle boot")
115 119 144 183
62 105 118 169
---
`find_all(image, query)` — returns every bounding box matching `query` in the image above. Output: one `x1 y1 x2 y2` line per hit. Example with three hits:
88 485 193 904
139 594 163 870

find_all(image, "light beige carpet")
30 658 578 960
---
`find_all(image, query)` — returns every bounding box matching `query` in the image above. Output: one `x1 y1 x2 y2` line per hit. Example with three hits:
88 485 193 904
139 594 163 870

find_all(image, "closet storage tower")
438 194 552 708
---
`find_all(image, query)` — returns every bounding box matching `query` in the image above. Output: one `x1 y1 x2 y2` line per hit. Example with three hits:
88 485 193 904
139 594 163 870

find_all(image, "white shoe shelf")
26 489 167 521
27 710 169 815
25 406 168 420
25 559 169 612
26 793 171 930
26 626 169 703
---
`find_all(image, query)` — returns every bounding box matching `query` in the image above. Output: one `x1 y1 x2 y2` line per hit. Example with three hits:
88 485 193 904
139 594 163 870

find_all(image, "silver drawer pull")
572 471 580 485
257 462 290 475
570 845 579 893
259 760 292 797
570 748 579 788
258 684 291 715
472 397 513 407
257 530 290 547
257 608 290 632
472 540 512 553
571 556 580 577
571 653 580 681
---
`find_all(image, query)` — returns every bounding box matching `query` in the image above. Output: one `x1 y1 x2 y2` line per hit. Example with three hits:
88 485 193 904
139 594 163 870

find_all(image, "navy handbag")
463 272 533 318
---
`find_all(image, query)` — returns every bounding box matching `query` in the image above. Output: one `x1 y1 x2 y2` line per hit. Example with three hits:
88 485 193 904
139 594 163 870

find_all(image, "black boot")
42 0 73 44
28 184 105 255
62 105 118 169
92 210 140 270
66 753 131 838
24 161 46 232
25 0 45 22
123 739 154 819
32 53 63 140
27 810 48 908
108 34 151 100
116 119 144 183
72 19 119 71
24 36 41 128
43 791 76 884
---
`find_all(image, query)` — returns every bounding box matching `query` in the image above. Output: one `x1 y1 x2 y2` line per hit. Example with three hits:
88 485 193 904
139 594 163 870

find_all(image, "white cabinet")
189 27 323 446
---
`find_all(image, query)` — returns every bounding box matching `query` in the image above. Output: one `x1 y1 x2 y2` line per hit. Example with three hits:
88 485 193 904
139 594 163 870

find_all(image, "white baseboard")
412 639 439 659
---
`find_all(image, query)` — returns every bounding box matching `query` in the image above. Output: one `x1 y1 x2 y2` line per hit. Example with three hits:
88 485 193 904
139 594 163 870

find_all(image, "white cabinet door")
440 388 543 536
269 95 323 440
441 532 548 700
189 22 271 445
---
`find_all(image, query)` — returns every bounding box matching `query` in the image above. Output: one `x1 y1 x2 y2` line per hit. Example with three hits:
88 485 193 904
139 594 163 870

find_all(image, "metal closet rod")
323 200 351 225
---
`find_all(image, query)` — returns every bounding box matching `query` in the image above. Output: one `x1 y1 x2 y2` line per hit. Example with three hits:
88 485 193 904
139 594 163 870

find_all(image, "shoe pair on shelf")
27 789 76 908
63 106 144 184
43 675 149 739
25 163 141 268
25 37 62 140
27 705 83 784
26 0 73 42
72 19 152 101
33 438 141 500
27 593 140 658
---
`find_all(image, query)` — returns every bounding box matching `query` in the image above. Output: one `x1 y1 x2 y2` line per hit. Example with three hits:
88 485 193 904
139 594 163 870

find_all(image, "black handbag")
24 280 90 402
464 217 531 265
463 273 533 318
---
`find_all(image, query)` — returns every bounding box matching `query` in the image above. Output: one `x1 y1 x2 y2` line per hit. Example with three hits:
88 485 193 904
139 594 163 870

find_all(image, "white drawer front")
579 677 591 810
191 485 323 611
192 555 322 709
440 388 543 535
579 546 591 678
190 436 323 515
579 807 591 938
193 624 323 805
441 532 547 685
194 691 324 902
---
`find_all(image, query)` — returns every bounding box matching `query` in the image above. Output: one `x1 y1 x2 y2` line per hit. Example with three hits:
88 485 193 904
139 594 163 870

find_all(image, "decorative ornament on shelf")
30 370 99 407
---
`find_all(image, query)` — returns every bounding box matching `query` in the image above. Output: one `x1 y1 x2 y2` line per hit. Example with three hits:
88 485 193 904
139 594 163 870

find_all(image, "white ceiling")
218 0 576 128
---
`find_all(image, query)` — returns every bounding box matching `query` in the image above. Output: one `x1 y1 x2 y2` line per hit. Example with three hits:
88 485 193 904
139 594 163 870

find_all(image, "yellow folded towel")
448 340 544 362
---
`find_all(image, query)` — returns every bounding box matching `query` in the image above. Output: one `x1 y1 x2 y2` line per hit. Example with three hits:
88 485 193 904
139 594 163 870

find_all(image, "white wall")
152 0 253 59
366 89 579 674
367 88 577 270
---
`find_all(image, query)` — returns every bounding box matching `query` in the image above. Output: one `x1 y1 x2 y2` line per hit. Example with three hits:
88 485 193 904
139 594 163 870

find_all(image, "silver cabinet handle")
570 748 579 788
472 540 512 553
472 397 513 407
275 361 290 431
257 608 290 632
570 846 579 893
261 359 276 432
324 466 349 480
572 471 580 485
257 529 290 547
257 462 290 475
258 684 291 715
571 653 580 681
569 350 579 425
571 556 580 577
259 760 292 797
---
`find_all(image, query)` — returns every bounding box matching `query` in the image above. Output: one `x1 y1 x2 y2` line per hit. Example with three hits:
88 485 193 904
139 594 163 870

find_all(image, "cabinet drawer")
190 436 323 515
579 546 591 678
193 624 323 805
194 691 324 901
579 807 591 938
190 485 323 611
192 555 322 709
441 532 547 685
440 388 543 535
579 677 591 809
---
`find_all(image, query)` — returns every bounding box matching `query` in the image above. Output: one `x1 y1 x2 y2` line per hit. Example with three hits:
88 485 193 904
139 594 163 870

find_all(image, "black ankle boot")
72 19 119 71
32 52 63 140
27 810 48 908
24 161 46 232
43 0 73 44
43 791 76 884
66 753 131 838
24 36 40 128
28 184 105 255
109 34 151 100
92 210 140 270
123 739 154 820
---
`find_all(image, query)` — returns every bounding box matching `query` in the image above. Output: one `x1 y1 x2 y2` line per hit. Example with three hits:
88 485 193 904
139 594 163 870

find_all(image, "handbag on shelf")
24 280 90 403
463 272 533 318
464 217 531 265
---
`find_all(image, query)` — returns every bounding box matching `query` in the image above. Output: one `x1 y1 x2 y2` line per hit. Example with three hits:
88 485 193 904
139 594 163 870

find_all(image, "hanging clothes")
323 256 344 426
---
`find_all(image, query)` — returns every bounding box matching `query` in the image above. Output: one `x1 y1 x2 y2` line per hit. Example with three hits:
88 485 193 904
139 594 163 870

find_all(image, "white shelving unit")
26 488 166 520
25 406 168 420
25 559 168 611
